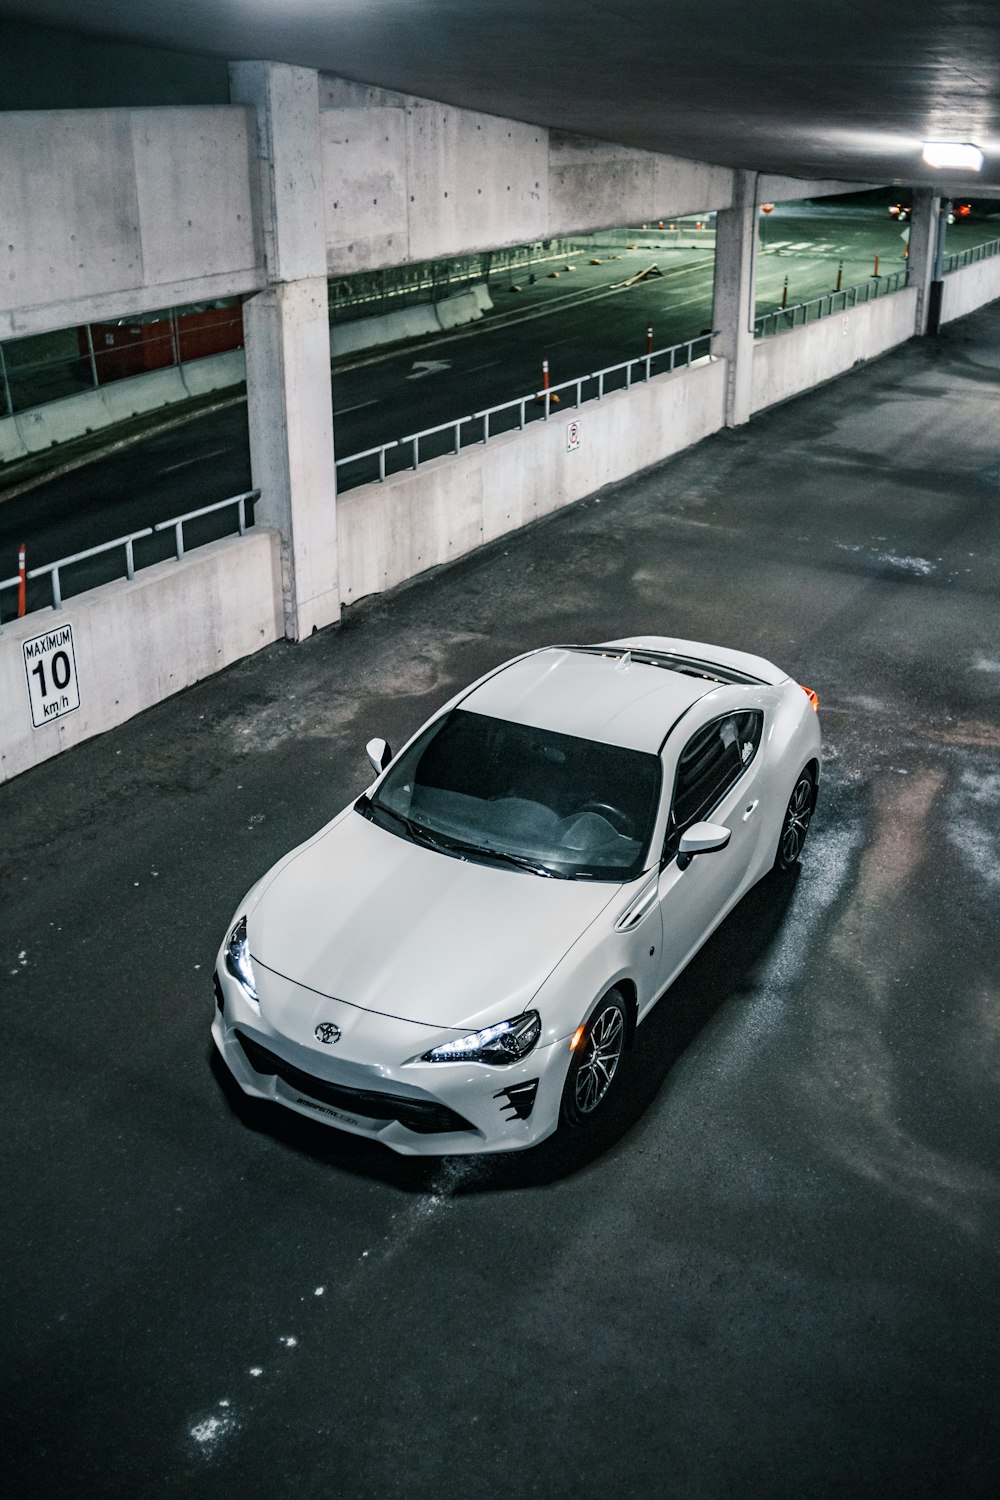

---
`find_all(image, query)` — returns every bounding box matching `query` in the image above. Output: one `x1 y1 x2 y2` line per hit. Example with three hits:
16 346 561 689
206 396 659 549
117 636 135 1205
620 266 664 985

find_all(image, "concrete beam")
231 63 340 641
230 62 327 284
906 190 940 335
712 171 758 428
0 107 264 340
244 279 339 640
318 75 736 274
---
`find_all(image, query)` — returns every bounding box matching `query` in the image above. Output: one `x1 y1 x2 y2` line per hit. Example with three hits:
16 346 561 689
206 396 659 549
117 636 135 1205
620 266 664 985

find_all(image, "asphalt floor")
3 300 999 1498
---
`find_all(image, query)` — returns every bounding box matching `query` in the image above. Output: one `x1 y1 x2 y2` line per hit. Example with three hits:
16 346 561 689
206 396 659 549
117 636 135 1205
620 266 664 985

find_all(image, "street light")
921 141 984 171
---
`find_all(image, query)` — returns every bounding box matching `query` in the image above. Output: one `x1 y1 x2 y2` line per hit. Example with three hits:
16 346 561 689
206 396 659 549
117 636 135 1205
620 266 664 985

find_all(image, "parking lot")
4 302 999 1499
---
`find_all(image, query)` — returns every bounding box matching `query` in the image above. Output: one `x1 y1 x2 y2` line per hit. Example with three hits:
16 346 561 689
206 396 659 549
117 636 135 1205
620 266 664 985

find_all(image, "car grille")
234 1029 475 1135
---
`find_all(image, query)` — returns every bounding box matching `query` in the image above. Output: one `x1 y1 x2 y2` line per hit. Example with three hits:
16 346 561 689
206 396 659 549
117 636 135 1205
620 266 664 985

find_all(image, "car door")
648 710 766 1005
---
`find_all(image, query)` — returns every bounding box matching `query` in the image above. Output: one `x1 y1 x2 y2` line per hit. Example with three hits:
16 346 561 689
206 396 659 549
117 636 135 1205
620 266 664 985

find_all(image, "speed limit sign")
23 622 81 728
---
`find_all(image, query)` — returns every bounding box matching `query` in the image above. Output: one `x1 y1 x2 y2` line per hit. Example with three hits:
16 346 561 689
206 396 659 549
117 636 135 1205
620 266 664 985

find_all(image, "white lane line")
463 359 502 373
335 399 379 415
159 448 228 474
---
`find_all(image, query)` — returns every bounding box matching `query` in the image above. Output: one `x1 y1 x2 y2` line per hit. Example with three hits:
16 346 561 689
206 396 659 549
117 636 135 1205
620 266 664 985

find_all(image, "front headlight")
422 1011 541 1065
224 915 258 1002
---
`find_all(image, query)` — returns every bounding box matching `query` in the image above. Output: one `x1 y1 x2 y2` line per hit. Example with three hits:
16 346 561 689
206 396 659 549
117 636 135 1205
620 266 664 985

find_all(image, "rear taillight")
800 685 819 712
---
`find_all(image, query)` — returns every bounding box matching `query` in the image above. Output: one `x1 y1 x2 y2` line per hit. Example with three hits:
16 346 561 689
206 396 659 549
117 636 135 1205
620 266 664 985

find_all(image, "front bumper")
212 965 567 1156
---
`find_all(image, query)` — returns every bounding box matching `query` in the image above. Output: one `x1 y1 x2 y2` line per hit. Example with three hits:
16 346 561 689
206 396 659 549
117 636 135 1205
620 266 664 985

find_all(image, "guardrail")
334 333 715 489
0 570 19 634
944 237 1000 273
754 270 910 339
1 489 258 631
153 491 254 560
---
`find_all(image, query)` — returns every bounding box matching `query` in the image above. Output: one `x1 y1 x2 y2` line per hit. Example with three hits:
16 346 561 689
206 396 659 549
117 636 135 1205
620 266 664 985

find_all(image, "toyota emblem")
314 1022 342 1045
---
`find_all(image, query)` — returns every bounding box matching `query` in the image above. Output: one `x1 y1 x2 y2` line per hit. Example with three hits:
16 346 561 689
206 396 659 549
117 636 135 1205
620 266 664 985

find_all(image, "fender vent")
494 1081 539 1120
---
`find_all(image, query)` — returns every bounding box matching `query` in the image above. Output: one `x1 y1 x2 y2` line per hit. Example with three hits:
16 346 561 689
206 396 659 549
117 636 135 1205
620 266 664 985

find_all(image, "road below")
1 205 996 613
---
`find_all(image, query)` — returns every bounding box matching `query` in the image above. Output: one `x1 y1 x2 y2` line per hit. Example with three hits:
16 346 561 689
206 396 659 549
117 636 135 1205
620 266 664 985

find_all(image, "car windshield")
362 709 661 880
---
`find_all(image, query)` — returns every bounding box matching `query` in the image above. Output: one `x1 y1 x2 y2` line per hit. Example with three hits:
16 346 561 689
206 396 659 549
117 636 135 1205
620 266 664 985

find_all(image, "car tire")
774 767 816 871
560 987 629 1128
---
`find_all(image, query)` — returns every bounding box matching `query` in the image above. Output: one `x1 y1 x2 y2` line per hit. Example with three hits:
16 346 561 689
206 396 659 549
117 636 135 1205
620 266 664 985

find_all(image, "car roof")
459 645 721 752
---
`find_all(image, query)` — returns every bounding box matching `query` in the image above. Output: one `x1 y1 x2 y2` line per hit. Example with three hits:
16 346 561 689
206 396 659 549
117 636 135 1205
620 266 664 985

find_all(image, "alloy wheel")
780 773 814 865
574 1002 626 1115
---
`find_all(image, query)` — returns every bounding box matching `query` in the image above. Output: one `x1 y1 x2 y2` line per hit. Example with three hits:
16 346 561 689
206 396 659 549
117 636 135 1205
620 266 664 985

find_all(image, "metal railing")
27 526 154 612
0 571 19 635
754 270 910 339
153 491 253 560
334 333 715 489
944 237 1000 273
329 241 582 322
1 489 258 630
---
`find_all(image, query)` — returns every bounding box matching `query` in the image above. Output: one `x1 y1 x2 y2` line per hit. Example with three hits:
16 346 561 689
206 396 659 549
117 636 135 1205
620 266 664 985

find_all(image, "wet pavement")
3 302 999 1499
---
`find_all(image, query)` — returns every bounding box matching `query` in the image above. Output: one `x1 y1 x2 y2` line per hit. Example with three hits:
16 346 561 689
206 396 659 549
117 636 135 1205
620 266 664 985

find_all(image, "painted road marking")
406 359 452 379
336 399 379 414
160 448 228 474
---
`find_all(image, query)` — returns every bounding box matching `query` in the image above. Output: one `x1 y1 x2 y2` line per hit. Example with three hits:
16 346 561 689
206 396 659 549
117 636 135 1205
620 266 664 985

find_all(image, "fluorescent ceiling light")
921 141 984 171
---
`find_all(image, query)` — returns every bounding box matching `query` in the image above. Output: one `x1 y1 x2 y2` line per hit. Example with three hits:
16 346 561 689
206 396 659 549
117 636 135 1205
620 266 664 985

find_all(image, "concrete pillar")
712 171 758 427
229 61 339 639
925 198 952 337
907 190 941 336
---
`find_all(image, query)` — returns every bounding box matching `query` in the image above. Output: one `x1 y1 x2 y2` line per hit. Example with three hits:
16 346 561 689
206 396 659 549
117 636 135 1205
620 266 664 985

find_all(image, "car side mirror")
676 821 731 871
366 737 393 775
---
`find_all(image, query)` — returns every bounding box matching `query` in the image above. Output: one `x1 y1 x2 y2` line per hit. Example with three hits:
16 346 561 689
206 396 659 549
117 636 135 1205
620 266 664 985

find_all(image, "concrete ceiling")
5 0 1000 191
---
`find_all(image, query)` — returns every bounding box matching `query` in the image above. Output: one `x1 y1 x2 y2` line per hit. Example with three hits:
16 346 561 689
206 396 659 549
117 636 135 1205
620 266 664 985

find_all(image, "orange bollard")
17 543 26 617
536 358 560 406
836 261 843 292
646 325 653 354
781 277 789 309
874 254 880 277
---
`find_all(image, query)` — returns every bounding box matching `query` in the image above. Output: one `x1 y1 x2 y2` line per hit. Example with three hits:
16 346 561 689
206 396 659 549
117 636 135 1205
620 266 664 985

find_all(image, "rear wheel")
774 768 815 871
560 988 628 1128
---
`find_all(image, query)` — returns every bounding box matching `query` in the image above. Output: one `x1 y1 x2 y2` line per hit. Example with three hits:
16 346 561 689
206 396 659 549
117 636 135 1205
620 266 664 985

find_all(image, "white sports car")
213 637 820 1155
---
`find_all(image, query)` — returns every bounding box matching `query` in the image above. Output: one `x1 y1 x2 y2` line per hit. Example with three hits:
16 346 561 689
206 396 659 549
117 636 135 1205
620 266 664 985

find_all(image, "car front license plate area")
233 1028 475 1135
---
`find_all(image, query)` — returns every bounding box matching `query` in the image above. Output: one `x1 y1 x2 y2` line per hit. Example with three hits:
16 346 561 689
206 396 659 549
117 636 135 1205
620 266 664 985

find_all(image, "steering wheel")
579 801 632 835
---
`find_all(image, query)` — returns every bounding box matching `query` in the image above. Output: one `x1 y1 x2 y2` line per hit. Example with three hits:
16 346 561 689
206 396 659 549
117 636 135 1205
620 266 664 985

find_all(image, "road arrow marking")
406 360 452 380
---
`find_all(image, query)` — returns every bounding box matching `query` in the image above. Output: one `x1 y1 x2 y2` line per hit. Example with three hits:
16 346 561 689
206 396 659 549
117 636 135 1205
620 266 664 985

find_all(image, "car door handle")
742 800 759 821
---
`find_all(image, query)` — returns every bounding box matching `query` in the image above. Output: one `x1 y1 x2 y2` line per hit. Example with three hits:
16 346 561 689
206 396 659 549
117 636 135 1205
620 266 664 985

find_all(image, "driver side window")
664 711 763 860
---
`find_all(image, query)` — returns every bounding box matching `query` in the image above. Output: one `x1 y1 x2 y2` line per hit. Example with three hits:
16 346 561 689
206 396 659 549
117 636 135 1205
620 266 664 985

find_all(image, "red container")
76 302 243 386
176 304 244 362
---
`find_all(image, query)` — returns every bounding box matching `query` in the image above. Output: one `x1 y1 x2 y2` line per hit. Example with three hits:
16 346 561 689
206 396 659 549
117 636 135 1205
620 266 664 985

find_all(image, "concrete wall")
941 255 1000 324
751 288 919 413
0 350 246 465
0 529 282 781
336 356 728 604
330 284 492 357
0 107 265 340
319 76 736 275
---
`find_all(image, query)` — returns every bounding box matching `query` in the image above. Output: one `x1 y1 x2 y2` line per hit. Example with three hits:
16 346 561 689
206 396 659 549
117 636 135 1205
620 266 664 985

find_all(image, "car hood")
248 808 618 1030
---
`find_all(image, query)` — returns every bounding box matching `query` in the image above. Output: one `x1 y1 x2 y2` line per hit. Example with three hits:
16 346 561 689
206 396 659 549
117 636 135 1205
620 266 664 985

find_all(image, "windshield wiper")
360 798 562 876
427 835 562 878
358 798 450 853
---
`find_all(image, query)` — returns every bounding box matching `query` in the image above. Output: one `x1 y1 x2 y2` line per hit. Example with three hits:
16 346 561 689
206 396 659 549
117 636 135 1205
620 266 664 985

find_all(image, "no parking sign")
566 419 582 452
